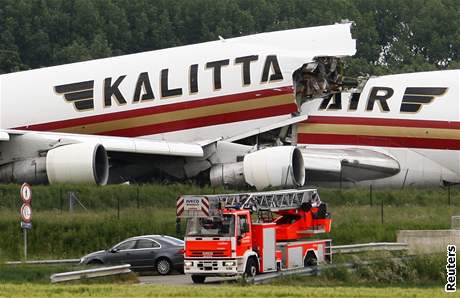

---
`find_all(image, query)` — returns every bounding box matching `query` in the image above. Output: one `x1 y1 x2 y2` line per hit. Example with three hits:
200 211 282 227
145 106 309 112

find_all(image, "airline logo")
400 87 448 113
300 86 455 150
54 80 95 111
32 54 296 137
54 55 284 112
319 86 448 113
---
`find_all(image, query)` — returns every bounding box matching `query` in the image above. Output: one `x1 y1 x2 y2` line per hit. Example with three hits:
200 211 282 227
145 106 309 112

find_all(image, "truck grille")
189 250 227 257
197 261 219 271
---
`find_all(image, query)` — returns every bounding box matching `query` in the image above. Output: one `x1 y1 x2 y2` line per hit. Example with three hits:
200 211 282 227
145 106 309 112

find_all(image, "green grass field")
1 184 460 259
0 284 445 298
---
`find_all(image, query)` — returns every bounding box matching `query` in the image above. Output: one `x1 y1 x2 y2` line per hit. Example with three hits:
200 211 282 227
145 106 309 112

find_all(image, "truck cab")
183 209 256 282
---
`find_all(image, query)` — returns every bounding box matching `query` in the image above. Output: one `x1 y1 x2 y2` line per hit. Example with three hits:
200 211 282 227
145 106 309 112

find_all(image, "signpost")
20 183 32 261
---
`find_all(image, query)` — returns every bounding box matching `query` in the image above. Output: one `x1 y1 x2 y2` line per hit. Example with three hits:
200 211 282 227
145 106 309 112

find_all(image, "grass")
327 204 459 244
0 183 229 211
1 183 459 211
272 253 446 287
1 184 460 260
0 208 178 259
0 264 137 284
0 284 445 298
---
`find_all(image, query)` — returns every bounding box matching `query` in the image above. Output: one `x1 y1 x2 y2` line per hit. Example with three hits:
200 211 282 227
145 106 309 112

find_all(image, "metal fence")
50 264 132 283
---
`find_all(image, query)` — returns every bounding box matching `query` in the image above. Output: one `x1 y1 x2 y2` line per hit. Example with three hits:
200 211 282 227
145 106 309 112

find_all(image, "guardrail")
251 257 408 284
332 242 408 253
249 243 408 284
5 259 81 265
251 262 353 284
50 264 132 283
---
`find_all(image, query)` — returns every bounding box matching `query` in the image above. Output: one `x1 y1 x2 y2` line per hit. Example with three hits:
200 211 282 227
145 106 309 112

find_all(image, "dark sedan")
80 235 184 275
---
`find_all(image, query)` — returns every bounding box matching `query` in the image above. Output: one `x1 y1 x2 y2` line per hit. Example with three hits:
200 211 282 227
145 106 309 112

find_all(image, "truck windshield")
186 215 235 237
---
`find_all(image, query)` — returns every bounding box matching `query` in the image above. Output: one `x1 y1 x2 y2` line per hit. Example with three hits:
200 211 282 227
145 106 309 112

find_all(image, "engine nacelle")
0 157 48 184
210 146 305 190
46 143 109 185
243 146 305 189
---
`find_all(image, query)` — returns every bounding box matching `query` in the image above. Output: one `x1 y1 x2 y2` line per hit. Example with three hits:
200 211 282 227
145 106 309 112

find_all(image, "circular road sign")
20 203 32 223
20 183 32 204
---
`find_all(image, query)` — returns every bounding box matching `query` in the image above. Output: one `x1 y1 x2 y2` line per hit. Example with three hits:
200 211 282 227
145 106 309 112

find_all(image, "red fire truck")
176 189 332 283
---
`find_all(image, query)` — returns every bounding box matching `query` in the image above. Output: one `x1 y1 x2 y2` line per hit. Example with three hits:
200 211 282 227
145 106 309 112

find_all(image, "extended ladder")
177 189 322 218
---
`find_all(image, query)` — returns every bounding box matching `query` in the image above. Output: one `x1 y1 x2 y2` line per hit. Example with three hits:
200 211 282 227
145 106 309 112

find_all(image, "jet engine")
0 143 109 185
210 146 305 190
46 143 109 185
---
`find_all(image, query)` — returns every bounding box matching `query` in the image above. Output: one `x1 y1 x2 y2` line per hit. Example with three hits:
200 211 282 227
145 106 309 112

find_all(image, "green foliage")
273 253 445 287
0 183 228 211
354 254 445 285
1 0 460 74
1 184 460 260
0 284 443 297
0 263 137 284
0 208 179 259
0 183 230 259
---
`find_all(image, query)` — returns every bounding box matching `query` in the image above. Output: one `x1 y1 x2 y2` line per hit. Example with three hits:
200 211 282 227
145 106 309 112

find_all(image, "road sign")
20 222 32 230
20 183 32 203
20 203 32 223
19 184 33 262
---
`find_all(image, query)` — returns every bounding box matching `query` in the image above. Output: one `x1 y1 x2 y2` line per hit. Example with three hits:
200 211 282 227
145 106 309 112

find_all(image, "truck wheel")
191 275 206 284
245 258 258 278
304 251 317 267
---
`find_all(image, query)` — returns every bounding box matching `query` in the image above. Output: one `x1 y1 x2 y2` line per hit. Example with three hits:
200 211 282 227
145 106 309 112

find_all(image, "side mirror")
110 248 119 253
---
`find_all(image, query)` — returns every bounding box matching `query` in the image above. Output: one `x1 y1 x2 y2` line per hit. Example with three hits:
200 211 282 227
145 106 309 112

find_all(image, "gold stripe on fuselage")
56 94 293 134
297 123 460 140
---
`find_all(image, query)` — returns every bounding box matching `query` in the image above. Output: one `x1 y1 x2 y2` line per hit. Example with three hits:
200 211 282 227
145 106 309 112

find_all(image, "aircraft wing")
224 113 308 142
0 129 205 185
0 131 10 141
2 129 203 157
299 147 401 183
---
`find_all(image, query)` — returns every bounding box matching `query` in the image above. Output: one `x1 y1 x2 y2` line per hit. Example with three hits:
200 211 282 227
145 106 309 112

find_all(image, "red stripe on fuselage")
14 86 294 132
297 133 460 150
99 103 296 137
299 116 460 149
304 116 460 129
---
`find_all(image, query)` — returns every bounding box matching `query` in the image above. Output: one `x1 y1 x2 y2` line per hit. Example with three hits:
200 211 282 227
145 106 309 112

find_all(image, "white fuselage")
2 21 459 187
298 70 460 186
0 24 355 142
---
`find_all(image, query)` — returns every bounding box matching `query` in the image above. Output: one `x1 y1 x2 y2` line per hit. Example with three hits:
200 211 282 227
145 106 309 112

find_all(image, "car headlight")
223 261 235 266
184 261 193 266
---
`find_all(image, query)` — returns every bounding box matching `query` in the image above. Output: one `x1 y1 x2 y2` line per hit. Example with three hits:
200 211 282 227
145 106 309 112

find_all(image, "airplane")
297 69 460 188
0 22 357 190
0 21 454 189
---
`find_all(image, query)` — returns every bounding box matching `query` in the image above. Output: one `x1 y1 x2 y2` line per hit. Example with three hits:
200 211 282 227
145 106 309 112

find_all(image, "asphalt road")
138 274 238 285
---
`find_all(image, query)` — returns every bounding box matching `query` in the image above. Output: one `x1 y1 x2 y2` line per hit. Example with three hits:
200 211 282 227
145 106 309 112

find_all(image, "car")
80 235 184 275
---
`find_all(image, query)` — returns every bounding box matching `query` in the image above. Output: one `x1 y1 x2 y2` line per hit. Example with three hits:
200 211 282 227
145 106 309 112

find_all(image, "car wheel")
87 259 103 265
244 258 258 278
191 275 206 284
156 258 172 275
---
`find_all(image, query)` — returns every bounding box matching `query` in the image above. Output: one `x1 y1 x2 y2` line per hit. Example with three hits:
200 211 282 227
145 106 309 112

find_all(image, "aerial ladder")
176 189 332 283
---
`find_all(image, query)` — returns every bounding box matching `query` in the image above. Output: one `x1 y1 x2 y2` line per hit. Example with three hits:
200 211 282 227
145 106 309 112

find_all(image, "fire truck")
176 189 332 283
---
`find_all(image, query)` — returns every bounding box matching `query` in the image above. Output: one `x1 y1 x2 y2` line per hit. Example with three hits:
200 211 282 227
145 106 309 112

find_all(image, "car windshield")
161 236 184 246
186 215 235 237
